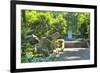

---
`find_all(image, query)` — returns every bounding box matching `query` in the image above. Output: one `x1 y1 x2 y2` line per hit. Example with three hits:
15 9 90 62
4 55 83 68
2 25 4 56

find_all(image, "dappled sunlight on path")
54 48 90 61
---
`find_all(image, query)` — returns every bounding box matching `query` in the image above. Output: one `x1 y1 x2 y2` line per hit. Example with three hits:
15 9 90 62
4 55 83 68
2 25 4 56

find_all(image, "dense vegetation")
21 10 90 63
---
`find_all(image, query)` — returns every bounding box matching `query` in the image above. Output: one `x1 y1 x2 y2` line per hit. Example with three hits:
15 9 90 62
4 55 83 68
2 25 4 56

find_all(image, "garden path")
54 48 90 61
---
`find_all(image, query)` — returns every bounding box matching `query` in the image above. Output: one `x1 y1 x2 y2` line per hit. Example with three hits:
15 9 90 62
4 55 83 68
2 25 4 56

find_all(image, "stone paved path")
54 48 90 61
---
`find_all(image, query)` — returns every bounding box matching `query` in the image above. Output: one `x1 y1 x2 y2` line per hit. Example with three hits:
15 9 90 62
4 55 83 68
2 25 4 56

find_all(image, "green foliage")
24 11 67 38
21 10 90 63
77 13 90 39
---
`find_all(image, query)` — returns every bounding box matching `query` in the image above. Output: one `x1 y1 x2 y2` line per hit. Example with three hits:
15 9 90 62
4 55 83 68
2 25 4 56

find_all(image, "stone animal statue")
32 32 63 56
32 34 40 44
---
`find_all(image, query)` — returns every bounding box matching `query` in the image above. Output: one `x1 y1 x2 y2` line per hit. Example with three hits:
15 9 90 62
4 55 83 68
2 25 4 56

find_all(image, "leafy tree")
77 13 90 39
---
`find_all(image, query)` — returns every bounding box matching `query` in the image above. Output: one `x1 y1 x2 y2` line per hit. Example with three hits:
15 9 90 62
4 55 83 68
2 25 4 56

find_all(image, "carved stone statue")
32 32 64 56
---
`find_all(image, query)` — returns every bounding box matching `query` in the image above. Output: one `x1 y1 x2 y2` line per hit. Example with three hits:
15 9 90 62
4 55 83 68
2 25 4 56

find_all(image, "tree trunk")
22 10 26 26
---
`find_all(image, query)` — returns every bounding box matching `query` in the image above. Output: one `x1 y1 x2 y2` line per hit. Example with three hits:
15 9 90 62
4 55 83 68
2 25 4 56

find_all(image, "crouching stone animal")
32 32 63 56
35 37 53 56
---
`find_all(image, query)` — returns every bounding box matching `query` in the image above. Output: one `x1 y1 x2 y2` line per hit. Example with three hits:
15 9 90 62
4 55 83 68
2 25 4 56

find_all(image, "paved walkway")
54 48 90 61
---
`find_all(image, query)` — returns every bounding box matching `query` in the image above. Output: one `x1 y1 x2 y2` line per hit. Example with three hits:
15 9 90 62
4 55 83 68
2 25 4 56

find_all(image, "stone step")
64 41 88 48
